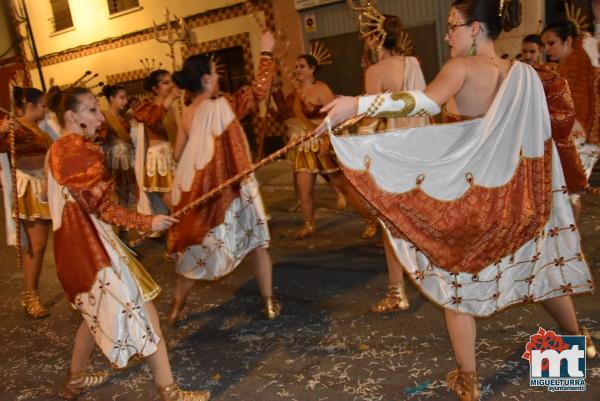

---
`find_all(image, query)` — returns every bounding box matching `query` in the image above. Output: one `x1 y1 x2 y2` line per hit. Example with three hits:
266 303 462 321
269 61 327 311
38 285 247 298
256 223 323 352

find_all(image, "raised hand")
260 31 276 53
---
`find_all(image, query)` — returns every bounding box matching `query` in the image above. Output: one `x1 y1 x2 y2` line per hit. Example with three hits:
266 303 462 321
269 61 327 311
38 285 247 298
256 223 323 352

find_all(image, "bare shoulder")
366 62 383 74
443 57 470 70
181 104 197 130
314 80 332 91
314 80 334 96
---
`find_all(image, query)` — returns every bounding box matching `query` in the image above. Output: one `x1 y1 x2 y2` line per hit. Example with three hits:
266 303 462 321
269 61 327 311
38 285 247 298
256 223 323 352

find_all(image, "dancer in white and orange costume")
542 17 600 221
98 84 137 207
134 69 180 214
166 31 281 324
45 86 209 401
319 1 597 400
356 7 430 314
0 86 53 318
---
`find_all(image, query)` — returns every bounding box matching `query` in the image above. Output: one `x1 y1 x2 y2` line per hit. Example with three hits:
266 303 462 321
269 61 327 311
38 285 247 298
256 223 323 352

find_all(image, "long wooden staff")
7 79 23 269
130 114 364 247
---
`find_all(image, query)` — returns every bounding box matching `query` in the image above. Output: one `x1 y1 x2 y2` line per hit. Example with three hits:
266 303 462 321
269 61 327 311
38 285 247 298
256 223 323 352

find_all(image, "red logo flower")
522 327 570 372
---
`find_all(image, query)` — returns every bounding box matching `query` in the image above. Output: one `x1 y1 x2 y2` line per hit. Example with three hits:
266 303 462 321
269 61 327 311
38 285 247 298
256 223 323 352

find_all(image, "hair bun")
500 0 522 32
12 86 24 106
47 87 64 113
171 70 189 90
101 84 113 98
173 54 212 93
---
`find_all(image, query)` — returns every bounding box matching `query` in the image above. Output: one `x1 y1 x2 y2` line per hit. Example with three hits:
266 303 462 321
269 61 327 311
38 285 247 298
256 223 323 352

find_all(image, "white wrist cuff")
359 91 440 118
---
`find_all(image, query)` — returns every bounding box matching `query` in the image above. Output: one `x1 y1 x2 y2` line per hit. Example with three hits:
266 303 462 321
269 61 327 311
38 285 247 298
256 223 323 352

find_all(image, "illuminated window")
108 0 140 15
49 0 73 32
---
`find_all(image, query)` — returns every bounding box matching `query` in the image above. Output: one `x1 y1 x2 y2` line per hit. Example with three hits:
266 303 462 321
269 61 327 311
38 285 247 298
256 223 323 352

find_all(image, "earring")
466 38 477 56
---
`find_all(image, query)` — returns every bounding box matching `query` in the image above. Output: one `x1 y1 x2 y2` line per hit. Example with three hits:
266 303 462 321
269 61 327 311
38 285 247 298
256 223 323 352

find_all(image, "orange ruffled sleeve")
134 101 167 128
225 56 274 119
50 134 152 231
532 63 588 194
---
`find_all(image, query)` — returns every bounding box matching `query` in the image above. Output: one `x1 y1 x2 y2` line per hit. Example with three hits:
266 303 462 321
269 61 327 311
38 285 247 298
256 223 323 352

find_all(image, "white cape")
330 61 593 316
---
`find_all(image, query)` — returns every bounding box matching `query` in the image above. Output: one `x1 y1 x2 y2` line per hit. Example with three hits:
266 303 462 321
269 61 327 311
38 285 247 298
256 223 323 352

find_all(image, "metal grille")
49 0 73 32
107 0 139 15
119 78 145 99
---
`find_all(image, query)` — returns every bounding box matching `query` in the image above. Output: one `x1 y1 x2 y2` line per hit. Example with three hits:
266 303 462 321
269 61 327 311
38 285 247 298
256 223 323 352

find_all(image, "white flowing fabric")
172 97 269 280
571 120 600 179
47 171 159 368
133 121 151 214
176 177 269 281
171 97 235 206
330 61 593 317
38 113 61 141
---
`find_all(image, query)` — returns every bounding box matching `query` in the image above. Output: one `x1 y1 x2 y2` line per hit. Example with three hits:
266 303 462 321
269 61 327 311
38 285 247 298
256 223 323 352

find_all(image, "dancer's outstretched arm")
316 58 471 134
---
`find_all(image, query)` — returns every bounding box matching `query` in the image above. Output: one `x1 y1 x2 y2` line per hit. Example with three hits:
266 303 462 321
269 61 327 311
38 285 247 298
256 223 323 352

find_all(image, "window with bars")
49 0 73 32
107 0 140 15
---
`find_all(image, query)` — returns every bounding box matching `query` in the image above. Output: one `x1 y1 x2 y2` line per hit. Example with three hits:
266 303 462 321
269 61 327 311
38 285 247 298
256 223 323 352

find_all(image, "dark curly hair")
13 86 44 110
47 86 92 127
541 20 578 42
101 84 126 99
452 0 521 40
143 69 170 93
172 54 213 93
297 54 321 75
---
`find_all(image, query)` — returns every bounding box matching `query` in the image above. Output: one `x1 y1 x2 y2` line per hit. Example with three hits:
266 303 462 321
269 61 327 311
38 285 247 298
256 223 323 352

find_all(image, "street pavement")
0 160 599 401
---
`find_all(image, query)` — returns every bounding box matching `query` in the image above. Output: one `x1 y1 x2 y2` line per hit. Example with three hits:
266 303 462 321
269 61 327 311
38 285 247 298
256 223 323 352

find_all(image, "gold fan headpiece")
10 70 25 89
397 31 414 56
564 1 590 35
309 41 333 66
347 1 387 49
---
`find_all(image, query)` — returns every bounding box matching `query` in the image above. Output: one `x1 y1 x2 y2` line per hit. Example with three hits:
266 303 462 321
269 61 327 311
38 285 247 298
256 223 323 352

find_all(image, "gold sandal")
63 369 109 400
167 299 187 326
335 192 347 210
21 290 50 318
371 284 410 313
158 382 210 401
263 296 282 320
581 327 598 359
295 221 316 239
446 368 480 401
562 326 598 359
361 217 378 239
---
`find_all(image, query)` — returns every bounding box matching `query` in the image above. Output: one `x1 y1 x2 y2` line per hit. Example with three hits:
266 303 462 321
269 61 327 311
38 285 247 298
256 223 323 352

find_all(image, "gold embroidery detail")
364 94 385 117
388 92 416 116
364 155 372 170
